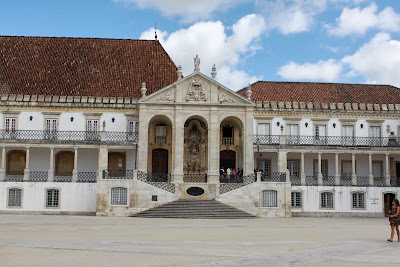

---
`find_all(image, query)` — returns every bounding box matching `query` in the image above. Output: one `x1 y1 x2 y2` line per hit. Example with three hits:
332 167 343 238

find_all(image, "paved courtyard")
0 215 399 266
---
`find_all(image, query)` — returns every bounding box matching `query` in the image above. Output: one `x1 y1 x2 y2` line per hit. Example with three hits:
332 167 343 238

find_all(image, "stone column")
244 107 255 176
72 147 78 182
48 147 54 181
97 145 108 180
23 147 30 181
352 153 357 185
300 152 306 185
208 107 220 183
173 106 184 183
385 153 391 186
137 104 148 173
0 147 6 180
334 153 340 185
317 153 323 185
368 153 374 186
277 151 287 173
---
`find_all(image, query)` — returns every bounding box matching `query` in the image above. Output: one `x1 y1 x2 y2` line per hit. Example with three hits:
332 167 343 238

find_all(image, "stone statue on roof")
194 55 200 72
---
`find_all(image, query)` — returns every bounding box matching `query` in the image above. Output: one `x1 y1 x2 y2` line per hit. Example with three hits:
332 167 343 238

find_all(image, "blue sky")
1 0 400 90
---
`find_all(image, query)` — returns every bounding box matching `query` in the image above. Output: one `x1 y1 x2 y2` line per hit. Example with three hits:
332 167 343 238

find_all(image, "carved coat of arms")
186 78 207 101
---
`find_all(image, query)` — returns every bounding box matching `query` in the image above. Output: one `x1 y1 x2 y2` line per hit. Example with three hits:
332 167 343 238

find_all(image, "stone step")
132 199 256 219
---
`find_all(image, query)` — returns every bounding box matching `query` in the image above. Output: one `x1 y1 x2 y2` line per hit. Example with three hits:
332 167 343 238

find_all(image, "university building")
0 36 399 217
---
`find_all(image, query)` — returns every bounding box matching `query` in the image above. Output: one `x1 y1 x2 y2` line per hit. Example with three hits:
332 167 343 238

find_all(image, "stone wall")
217 181 292 217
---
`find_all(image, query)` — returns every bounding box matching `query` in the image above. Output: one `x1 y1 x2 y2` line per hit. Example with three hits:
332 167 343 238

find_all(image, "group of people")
219 167 242 179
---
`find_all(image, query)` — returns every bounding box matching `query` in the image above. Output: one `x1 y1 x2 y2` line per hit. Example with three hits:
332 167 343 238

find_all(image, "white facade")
0 62 399 217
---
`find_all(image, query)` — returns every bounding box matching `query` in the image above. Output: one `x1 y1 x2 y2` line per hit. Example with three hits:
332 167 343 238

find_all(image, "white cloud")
259 0 327 34
327 3 400 36
114 0 246 22
342 33 400 87
140 14 266 90
277 33 400 87
277 59 342 82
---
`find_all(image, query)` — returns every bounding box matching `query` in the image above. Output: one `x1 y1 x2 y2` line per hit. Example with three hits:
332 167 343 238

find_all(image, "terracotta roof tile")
237 81 400 105
0 36 178 98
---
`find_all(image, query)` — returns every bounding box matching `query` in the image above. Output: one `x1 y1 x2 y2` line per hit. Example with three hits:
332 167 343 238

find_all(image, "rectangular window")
46 189 59 207
128 120 139 142
258 160 270 176
257 123 271 144
372 162 382 177
314 160 328 177
352 192 365 209
291 192 301 208
8 188 22 207
287 124 298 136
111 187 127 205
321 192 333 208
45 119 58 139
342 126 354 137
315 125 326 138
261 190 277 207
128 121 139 134
258 123 270 136
155 125 166 137
4 118 17 139
342 161 352 178
5 118 16 132
87 120 99 132
369 126 381 146
287 124 299 144
287 160 299 177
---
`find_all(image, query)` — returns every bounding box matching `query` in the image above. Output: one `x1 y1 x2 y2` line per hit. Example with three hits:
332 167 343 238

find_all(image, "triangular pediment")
139 72 254 106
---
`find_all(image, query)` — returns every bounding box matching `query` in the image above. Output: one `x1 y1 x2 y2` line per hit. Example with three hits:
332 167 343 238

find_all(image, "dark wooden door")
220 150 236 170
384 193 396 217
152 149 168 174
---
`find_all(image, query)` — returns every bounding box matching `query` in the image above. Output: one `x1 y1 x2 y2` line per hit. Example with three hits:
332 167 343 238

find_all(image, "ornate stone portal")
184 119 207 174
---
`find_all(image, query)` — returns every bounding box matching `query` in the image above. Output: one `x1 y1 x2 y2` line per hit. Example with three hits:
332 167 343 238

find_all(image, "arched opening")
55 151 74 176
148 115 172 174
220 116 244 174
152 149 168 174
108 152 126 177
184 117 208 174
6 150 26 175
220 150 236 170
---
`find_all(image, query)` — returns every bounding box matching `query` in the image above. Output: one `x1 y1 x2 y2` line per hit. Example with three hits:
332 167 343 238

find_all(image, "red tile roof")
0 36 178 98
238 81 400 104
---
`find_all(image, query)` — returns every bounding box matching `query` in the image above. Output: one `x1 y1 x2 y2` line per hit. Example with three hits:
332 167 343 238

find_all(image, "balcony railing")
54 172 72 182
77 172 97 183
183 174 207 183
0 130 138 145
222 137 234 146
254 135 400 147
4 171 24 182
261 172 286 182
103 169 134 179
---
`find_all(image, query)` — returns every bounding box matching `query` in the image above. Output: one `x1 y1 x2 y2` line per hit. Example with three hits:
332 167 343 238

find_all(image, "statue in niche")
184 120 207 174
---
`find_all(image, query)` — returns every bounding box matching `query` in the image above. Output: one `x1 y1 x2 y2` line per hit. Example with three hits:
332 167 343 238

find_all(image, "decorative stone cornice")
0 94 137 109
255 100 400 114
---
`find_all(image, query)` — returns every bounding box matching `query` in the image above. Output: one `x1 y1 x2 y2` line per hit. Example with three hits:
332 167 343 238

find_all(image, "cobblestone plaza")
1 215 400 266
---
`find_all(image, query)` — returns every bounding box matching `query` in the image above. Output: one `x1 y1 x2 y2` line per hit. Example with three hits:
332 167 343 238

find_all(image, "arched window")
261 190 277 207
111 187 127 205
8 188 22 207
321 192 334 209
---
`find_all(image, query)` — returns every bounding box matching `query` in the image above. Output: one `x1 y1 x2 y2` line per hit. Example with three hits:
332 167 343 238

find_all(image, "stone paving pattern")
1 215 399 266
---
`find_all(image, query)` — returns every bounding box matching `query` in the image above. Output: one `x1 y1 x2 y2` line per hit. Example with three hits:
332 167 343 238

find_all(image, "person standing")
388 199 400 242
227 167 231 179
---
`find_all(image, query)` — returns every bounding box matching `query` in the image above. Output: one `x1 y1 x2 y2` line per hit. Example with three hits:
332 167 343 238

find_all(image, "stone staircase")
132 199 256 219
